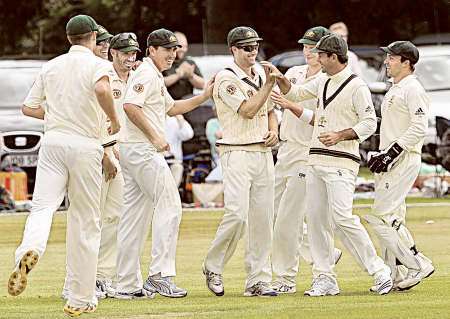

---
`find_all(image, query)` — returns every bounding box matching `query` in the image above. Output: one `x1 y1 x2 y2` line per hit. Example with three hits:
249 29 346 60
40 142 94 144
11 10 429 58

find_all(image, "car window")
0 67 40 107
415 56 450 91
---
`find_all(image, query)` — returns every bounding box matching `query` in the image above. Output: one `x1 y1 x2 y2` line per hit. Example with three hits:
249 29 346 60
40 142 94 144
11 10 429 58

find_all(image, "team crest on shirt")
318 116 327 127
112 89 122 99
289 78 297 84
226 84 237 95
365 105 372 113
247 89 254 97
133 83 144 93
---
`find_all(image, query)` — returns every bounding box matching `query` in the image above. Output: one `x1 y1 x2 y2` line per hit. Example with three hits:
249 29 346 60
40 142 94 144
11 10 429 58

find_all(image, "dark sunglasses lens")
240 45 258 52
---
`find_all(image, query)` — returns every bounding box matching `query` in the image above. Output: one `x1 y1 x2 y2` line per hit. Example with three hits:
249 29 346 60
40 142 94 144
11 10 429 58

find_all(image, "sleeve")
93 60 114 84
351 85 377 142
283 77 319 103
396 87 429 151
177 120 194 141
23 71 45 108
217 78 247 113
163 86 175 112
123 69 154 108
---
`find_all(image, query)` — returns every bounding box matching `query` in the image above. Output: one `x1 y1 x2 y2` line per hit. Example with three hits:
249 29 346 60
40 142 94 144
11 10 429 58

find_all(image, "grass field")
0 199 449 319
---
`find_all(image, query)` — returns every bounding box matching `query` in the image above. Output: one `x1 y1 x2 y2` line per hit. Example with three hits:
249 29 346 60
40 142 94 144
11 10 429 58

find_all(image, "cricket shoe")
144 273 187 298
373 269 394 295
271 281 296 294
203 265 224 296
8 250 39 296
63 303 96 317
114 287 156 300
397 259 435 291
370 265 407 292
244 281 278 297
304 274 340 297
96 278 116 298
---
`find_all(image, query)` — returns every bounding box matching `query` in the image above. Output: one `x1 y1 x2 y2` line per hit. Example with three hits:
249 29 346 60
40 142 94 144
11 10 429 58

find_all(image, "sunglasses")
237 44 259 52
96 38 111 46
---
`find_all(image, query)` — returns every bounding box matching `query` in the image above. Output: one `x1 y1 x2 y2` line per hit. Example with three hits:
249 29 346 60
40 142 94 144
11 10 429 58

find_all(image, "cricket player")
365 41 434 291
267 33 393 296
202 26 279 297
271 26 342 294
93 25 113 60
115 28 214 299
7 14 120 317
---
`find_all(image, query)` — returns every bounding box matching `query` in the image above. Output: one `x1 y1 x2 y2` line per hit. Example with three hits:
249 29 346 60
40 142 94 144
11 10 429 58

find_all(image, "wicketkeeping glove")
368 142 404 173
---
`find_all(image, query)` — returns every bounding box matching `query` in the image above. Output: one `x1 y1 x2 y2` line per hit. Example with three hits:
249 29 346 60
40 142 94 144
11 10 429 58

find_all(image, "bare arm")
95 76 120 134
123 103 169 151
22 105 45 120
264 109 279 147
270 92 315 125
238 72 276 119
167 78 214 116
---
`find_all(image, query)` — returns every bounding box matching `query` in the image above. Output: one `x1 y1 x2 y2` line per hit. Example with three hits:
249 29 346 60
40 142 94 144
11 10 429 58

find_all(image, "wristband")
299 108 314 124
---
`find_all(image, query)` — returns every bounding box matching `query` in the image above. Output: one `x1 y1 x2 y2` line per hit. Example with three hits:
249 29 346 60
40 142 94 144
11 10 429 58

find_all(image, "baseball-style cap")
146 29 181 48
110 33 141 52
381 41 419 65
96 25 113 44
227 26 263 47
298 26 330 45
66 14 98 36
311 33 348 56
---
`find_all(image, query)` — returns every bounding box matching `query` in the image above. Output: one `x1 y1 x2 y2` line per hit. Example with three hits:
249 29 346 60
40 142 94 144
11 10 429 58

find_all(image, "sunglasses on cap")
236 44 259 52
117 32 138 41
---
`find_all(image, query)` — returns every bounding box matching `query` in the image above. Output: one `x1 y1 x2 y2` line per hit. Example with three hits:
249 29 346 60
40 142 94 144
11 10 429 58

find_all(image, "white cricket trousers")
372 152 421 220
204 150 274 288
272 153 309 286
97 149 124 281
307 165 386 279
15 131 103 307
116 143 182 293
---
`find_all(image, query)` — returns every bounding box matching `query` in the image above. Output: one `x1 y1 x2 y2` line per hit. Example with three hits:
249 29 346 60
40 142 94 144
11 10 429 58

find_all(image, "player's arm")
264 109 279 147
124 103 169 152
22 71 46 120
167 77 214 116
95 76 120 135
319 85 376 146
396 88 429 151
270 91 315 125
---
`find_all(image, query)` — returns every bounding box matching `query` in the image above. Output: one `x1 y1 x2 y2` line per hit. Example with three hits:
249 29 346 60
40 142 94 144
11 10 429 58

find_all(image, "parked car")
0 60 46 194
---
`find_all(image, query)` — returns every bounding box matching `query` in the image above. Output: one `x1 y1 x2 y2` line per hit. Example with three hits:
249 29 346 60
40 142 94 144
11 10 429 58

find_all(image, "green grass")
1 204 450 319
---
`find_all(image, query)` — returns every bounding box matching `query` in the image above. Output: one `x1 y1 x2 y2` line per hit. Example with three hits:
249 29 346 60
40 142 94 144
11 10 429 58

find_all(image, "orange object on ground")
0 172 28 200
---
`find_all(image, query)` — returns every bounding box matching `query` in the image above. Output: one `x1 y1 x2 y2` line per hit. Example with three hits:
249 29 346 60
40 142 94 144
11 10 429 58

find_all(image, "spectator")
163 31 205 99
329 21 363 77
165 115 194 186
205 114 223 182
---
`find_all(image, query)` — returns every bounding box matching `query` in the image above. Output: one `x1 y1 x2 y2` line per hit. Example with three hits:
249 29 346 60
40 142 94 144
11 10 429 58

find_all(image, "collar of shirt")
69 45 95 55
391 74 417 88
230 61 260 82
328 65 352 83
144 57 164 79
111 64 131 84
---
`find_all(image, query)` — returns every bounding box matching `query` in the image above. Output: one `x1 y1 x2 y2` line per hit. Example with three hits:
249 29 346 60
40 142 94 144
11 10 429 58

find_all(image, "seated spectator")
165 115 194 187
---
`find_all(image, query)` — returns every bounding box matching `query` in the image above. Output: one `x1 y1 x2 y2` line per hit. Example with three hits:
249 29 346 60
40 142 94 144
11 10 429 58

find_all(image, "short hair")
329 22 348 34
67 32 93 45
400 56 415 71
326 52 348 64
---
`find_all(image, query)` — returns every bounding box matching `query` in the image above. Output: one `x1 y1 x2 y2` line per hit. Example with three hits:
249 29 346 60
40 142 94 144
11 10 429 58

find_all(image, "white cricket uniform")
116 57 181 293
204 62 274 288
96 67 130 281
285 66 388 279
372 75 429 219
272 65 318 286
15 45 113 307
164 116 194 186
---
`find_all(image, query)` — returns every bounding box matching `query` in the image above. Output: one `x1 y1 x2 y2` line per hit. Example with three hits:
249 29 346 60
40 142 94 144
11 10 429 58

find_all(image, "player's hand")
132 60 142 70
102 153 118 182
153 137 170 152
318 131 343 146
260 61 283 81
270 91 298 111
203 77 215 98
108 120 120 135
112 147 120 160
264 130 278 147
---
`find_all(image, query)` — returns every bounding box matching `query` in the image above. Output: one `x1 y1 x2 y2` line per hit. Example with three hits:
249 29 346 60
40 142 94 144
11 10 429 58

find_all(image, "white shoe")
114 288 155 300
96 278 116 298
397 261 434 291
373 269 393 295
370 265 407 292
203 266 224 296
271 281 296 294
144 273 187 298
244 281 278 297
304 274 339 297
